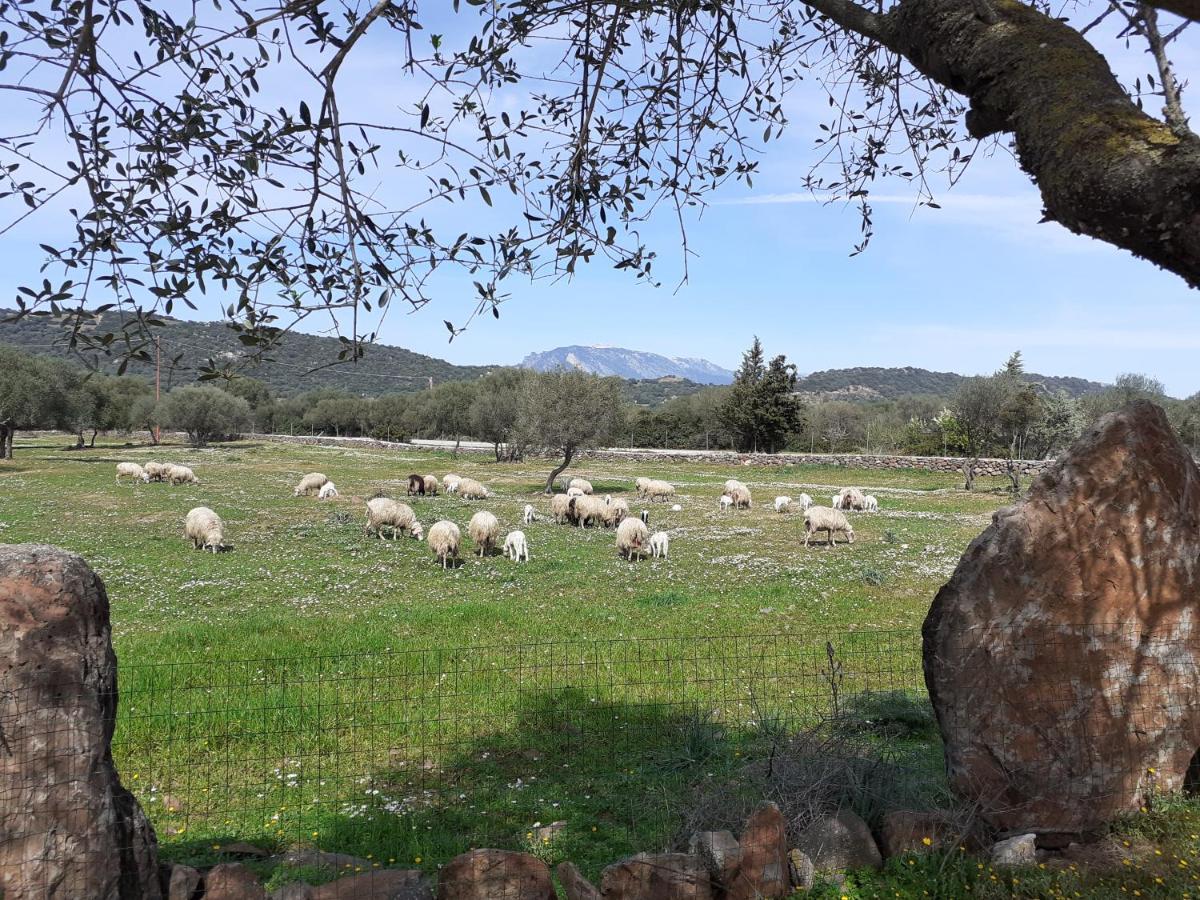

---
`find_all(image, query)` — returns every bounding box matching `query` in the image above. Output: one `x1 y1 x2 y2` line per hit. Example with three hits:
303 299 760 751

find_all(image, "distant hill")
0 310 495 396
621 377 717 406
793 366 1108 400
521 345 734 384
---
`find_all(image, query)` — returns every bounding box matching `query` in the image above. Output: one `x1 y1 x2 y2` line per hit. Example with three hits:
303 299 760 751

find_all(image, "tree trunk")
0 424 10 459
963 458 978 492
454 434 462 457
806 0 1200 285
90 428 98 448
545 447 574 494
74 431 84 449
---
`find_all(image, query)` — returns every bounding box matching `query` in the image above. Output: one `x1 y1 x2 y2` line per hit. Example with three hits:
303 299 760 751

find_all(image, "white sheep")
635 476 650 498
294 472 329 496
523 504 536 525
318 481 339 500
616 517 650 561
365 498 423 540
729 485 752 509
603 498 630 528
427 520 461 569
116 462 149 484
863 495 879 512
797 493 814 511
644 479 676 502
550 494 572 524
569 477 594 495
468 510 500 556
423 475 440 496
834 487 866 511
803 506 855 548
143 461 169 482
184 507 225 553
649 531 670 559
566 486 585 499
719 494 734 513
167 465 199 485
570 495 608 528
457 478 490 500
774 496 791 513
831 493 840 509
503 530 530 562
444 474 462 495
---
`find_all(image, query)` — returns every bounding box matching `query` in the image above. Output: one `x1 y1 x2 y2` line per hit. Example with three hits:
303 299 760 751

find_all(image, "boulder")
686 830 741 883
0 544 162 899
436 849 555 900
205 863 267 900
877 810 966 858
923 402 1200 833
167 864 202 900
787 850 814 890
725 802 789 899
793 810 882 872
279 848 372 874
991 834 1038 868
598 853 714 899
555 862 602 900
310 869 431 900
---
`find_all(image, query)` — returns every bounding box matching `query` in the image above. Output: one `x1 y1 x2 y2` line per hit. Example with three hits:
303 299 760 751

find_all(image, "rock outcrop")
924 402 1200 833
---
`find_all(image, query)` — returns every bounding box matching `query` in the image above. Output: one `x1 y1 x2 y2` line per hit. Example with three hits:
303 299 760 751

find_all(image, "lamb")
294 472 329 496
616 517 650 561
550 493 572 524
797 493 814 512
729 485 752 509
831 493 840 509
427 520 461 569
444 474 462 494
643 479 676 502
423 475 440 496
649 531 670 559
468 510 501 556
167 465 200 485
863 495 879 512
365 498 423 540
406 474 426 496
503 530 530 562
602 498 630 528
318 481 339 500
143 461 169 482
456 478 490 500
719 494 734 513
569 477 594 495
803 506 855 548
774 496 791 513
116 462 149 484
184 507 225 553
523 504 536 525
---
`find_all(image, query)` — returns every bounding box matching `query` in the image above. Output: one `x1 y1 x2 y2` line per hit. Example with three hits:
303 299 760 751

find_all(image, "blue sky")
2 6 1197 396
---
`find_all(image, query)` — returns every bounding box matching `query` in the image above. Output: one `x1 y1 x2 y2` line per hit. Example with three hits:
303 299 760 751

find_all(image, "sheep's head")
411 522 424 540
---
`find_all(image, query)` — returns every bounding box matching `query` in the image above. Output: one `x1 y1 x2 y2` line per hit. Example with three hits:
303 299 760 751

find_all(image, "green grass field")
3 435 1198 897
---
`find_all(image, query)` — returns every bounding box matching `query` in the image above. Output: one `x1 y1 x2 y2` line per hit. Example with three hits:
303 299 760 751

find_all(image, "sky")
1 4 1198 396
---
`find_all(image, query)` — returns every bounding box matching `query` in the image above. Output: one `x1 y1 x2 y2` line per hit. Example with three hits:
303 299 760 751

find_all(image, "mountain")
0 310 495 397
520 345 734 384
792 366 1108 400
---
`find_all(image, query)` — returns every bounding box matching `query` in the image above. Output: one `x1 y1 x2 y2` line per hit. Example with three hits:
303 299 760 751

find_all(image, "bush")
160 386 251 446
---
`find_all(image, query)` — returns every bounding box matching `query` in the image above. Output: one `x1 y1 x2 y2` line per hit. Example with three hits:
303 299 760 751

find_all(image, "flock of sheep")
112 460 881 562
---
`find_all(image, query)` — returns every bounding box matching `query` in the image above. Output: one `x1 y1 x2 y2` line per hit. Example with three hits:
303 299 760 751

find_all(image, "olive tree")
518 371 624 493
160 386 251 447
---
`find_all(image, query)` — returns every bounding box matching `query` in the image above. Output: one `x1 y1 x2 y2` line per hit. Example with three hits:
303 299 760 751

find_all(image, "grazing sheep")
803 506 855 548
635 476 651 498
468 510 500 556
184 507 225 553
143 461 169 482
649 531 670 559
550 493 572 524
616 517 650 561
365 498 423 540
569 477 594 495
318 481 339 500
643 479 676 502
407 474 426 496
167 465 200 485
774 496 791 513
569 495 608 528
444 474 462 494
457 478 489 500
719 494 734 513
831 493 841 509
567 486 585 499
423 475 440 496
427 520 461 569
602 498 630 528
294 472 329 496
834 487 867 511
116 462 149 484
863 495 879 512
503 530 530 562
523 504 536 525
797 493 814 512
729 485 752 509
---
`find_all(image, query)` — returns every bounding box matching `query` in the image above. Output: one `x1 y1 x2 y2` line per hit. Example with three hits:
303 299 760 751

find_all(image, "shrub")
160 386 251 446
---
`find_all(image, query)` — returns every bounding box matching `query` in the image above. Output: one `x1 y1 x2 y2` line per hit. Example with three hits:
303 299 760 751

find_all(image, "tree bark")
0 424 10 459
546 446 575 494
804 0 1200 287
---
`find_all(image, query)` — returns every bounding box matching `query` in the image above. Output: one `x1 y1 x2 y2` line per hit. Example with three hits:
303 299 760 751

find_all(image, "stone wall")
248 433 1054 477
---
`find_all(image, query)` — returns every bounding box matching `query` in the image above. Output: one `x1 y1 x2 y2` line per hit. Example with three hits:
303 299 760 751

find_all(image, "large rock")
598 853 714 899
310 869 431 899
923 402 1200 833
725 803 789 899
555 862 601 900
0 544 162 899
793 810 882 872
436 849 555 900
204 863 266 900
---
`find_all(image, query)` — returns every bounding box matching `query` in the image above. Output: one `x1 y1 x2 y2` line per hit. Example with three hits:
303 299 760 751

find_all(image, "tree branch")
1140 3 1193 138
